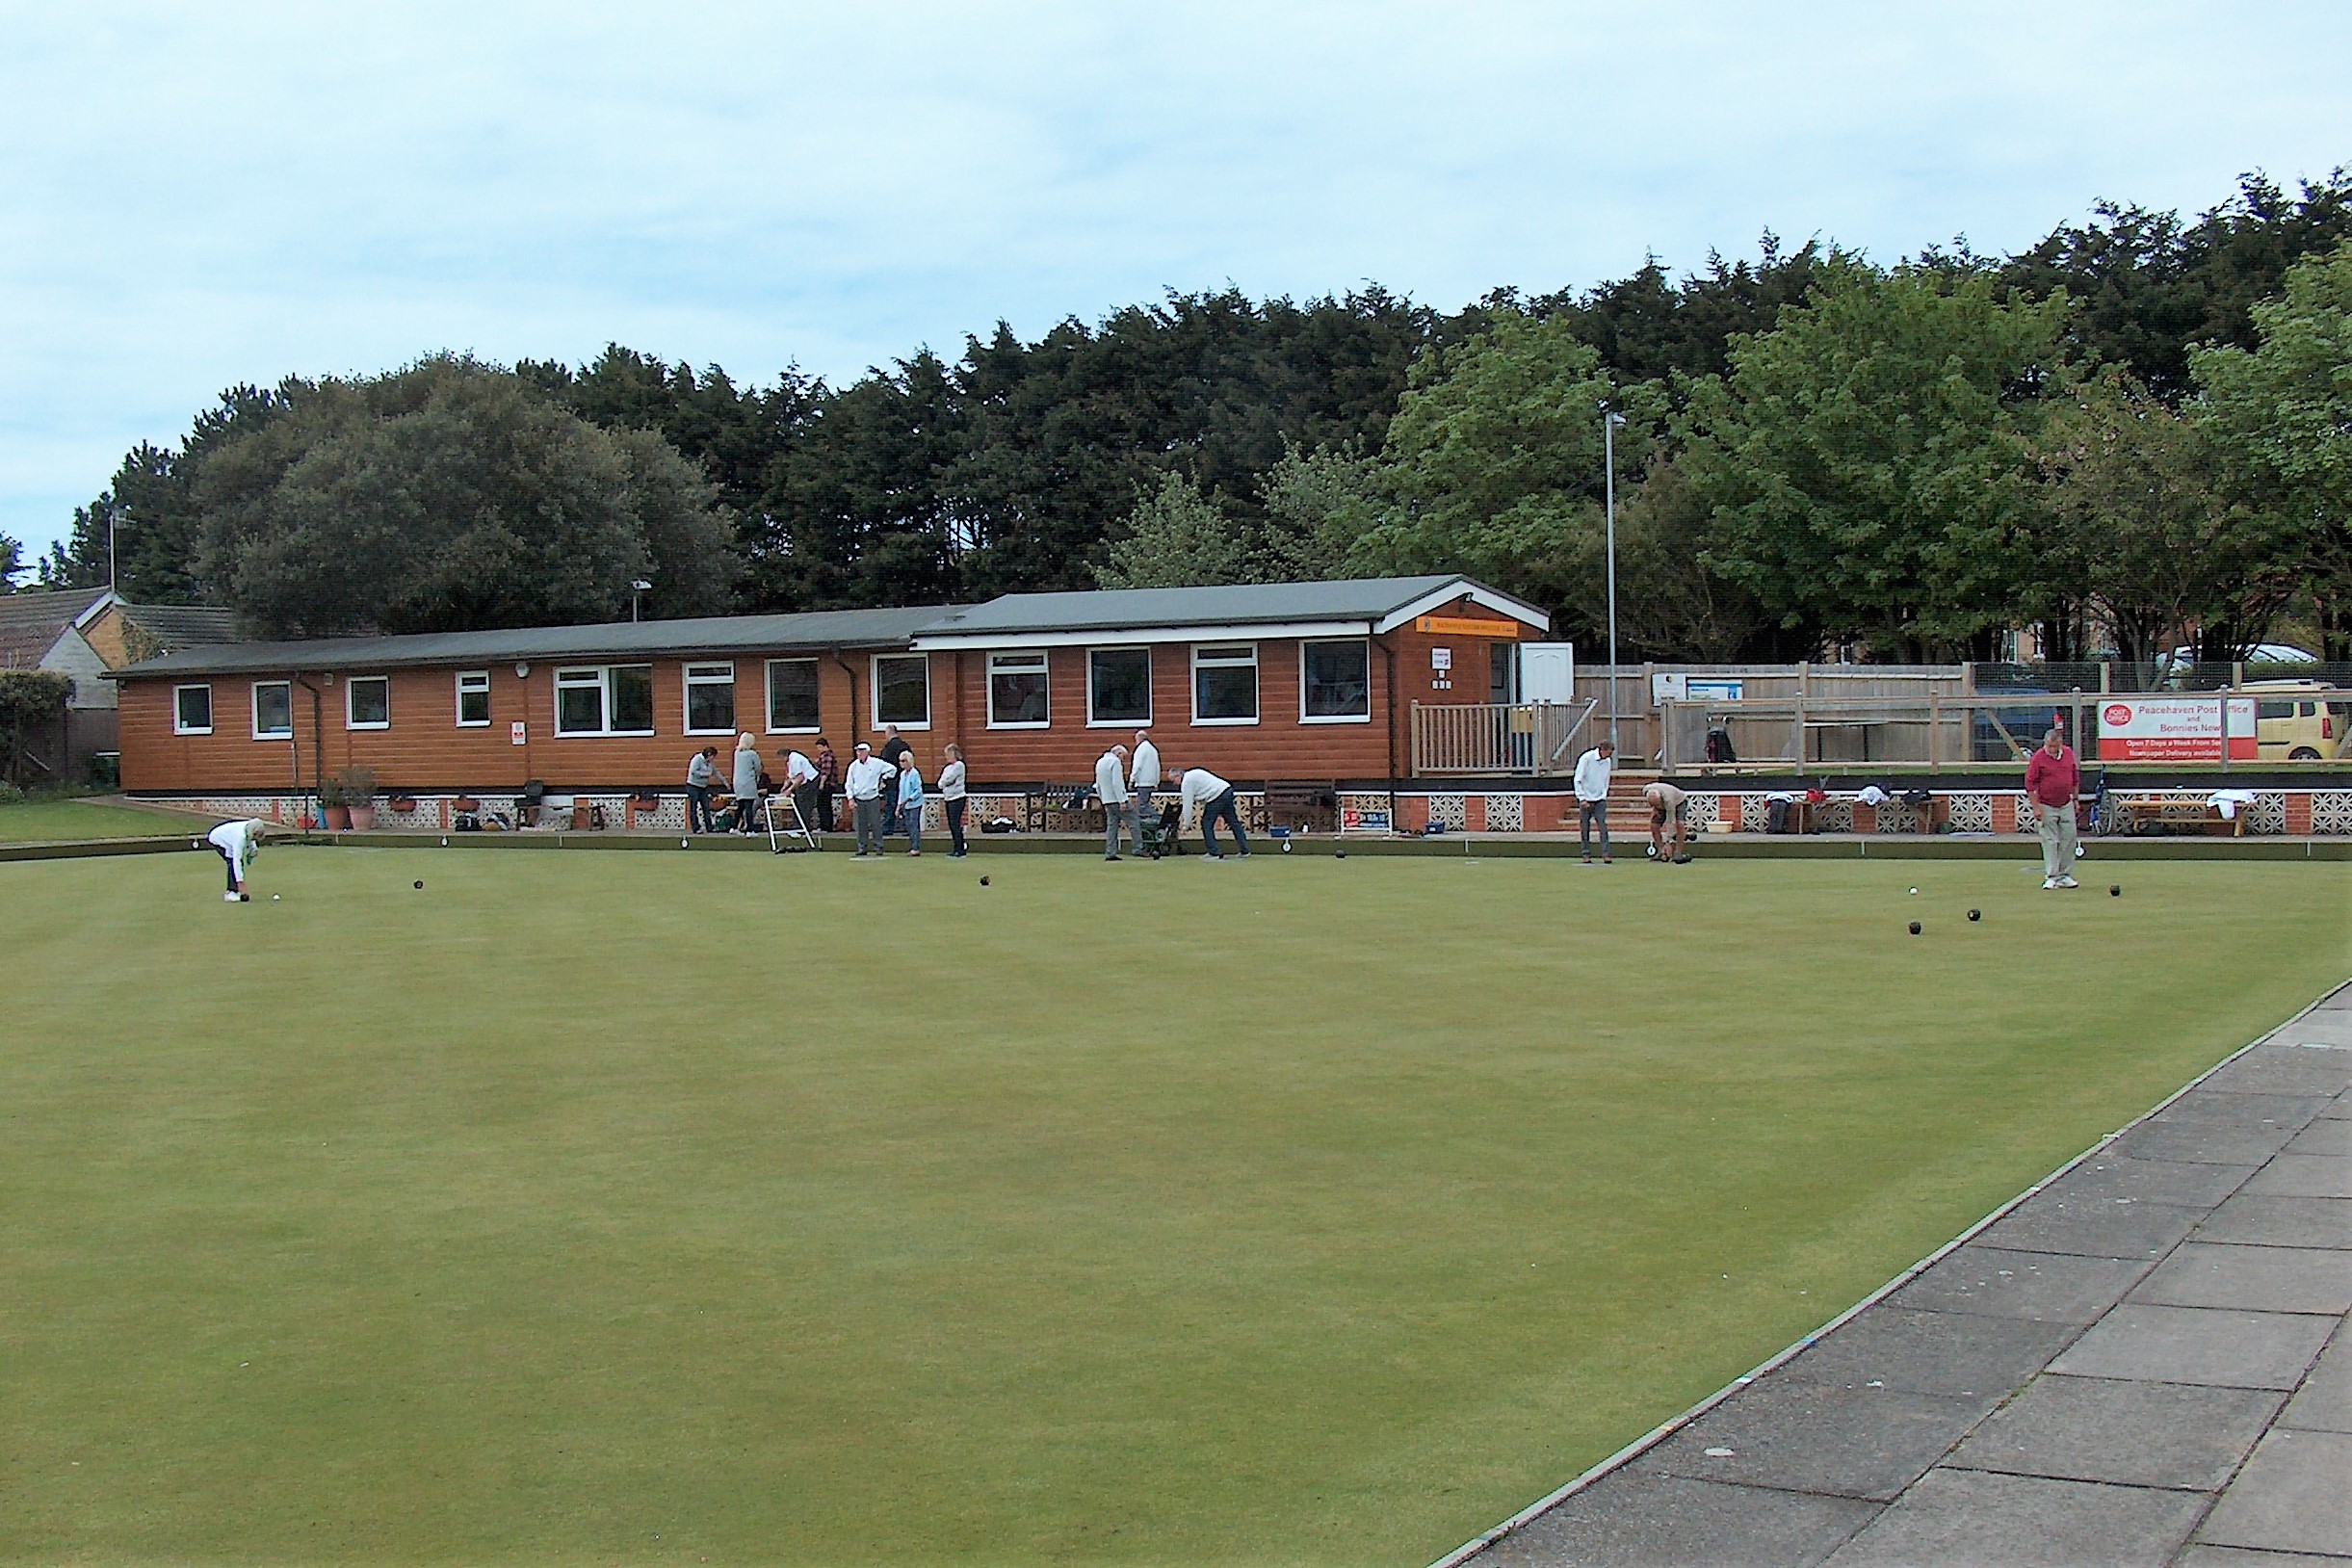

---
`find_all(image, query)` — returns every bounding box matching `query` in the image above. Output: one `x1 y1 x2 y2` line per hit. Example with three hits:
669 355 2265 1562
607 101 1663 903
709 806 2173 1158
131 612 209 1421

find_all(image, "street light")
1603 408 1626 750
630 579 652 623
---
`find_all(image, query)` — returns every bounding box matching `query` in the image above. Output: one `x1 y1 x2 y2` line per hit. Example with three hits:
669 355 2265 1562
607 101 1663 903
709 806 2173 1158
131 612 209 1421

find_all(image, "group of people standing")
687 725 972 858
1093 732 1251 860
1570 739 1693 864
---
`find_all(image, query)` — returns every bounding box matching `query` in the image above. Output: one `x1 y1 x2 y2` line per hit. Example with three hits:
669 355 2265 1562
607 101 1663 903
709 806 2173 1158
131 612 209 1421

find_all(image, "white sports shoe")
2044 877 2060 890
2057 875 2078 888
224 891 242 902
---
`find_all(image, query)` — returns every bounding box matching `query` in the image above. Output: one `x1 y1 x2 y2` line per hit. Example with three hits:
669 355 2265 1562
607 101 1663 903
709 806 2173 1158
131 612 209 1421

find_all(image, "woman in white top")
731 732 762 833
939 744 969 858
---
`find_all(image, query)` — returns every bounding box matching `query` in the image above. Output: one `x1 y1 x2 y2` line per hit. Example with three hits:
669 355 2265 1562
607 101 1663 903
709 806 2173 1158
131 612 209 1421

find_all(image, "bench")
1265 780 1340 834
2109 796 2241 837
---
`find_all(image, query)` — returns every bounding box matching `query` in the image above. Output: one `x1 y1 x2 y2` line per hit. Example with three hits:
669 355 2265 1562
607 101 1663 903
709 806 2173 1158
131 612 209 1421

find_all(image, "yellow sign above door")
1415 614 1520 639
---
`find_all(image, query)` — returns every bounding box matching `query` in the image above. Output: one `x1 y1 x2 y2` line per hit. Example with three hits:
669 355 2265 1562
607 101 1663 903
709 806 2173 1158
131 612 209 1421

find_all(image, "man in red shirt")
2024 727 2081 889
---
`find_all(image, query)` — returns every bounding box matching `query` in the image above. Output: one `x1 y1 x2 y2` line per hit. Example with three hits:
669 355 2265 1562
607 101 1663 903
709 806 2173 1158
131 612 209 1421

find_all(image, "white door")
1519 642 1576 705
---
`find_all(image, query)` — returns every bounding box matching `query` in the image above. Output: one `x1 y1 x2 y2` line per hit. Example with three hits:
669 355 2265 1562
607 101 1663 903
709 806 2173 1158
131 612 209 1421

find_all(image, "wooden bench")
2110 796 2240 837
1265 780 1340 834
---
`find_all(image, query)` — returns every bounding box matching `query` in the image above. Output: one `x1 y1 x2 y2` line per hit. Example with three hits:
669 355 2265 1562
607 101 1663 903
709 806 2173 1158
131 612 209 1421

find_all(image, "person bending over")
207 818 269 902
1178 766 1250 860
1644 779 1690 864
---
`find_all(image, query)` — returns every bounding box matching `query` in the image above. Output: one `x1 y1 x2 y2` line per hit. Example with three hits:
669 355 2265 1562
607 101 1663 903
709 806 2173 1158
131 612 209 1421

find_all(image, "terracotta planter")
324 804 353 830
348 802 378 831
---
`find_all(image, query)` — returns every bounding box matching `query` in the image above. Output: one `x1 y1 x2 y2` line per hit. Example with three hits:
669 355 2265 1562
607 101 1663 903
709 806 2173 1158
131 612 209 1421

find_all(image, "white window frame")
870 653 931 731
1086 645 1153 727
764 658 821 734
682 661 739 737
455 669 491 727
173 683 213 736
1298 639 1372 724
986 650 1052 729
345 674 390 731
250 679 294 741
553 665 656 738
1189 642 1260 726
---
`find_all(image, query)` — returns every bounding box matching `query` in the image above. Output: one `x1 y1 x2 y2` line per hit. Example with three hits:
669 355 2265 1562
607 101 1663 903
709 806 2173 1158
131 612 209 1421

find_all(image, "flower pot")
348 802 378 831
324 804 353 830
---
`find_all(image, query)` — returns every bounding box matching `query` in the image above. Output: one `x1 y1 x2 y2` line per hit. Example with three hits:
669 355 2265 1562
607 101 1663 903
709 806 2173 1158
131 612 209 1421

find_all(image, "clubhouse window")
872 654 930 729
766 659 820 733
1300 640 1372 722
346 675 390 730
174 684 213 735
987 651 1050 728
554 665 655 736
683 662 738 736
456 670 491 727
1088 647 1151 725
1191 643 1258 725
251 680 293 740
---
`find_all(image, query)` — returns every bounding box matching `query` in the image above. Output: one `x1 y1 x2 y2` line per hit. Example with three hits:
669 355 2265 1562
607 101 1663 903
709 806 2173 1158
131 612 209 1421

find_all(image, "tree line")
16 170 2351 662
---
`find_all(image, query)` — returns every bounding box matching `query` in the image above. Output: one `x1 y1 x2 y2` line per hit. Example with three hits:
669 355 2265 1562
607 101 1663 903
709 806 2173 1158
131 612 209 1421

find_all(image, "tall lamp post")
630 578 652 623
1603 408 1626 750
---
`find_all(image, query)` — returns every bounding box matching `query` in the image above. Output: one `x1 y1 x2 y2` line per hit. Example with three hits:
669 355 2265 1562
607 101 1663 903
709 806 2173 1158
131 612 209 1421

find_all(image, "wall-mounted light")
514 663 530 678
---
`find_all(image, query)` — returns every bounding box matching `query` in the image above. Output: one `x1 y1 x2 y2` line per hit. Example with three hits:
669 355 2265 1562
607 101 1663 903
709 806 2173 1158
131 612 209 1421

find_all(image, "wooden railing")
1410 700 1598 775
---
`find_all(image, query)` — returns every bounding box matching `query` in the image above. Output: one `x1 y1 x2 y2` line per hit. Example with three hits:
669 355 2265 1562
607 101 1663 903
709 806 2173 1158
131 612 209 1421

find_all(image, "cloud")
3 0 2346 557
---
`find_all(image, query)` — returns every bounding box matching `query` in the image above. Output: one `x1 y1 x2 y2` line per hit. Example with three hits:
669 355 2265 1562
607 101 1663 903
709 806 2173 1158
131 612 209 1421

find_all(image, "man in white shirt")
206 818 267 901
1128 729 1162 856
1095 745 1131 861
1572 740 1615 864
1177 766 1250 859
842 742 898 858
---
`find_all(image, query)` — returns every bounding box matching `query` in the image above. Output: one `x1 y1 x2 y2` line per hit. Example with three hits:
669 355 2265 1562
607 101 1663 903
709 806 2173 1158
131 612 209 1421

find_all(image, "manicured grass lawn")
3 849 2345 1564
0 797 208 842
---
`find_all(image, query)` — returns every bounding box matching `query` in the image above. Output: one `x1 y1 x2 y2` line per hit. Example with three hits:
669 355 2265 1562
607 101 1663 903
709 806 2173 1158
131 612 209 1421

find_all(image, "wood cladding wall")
117 597 1536 793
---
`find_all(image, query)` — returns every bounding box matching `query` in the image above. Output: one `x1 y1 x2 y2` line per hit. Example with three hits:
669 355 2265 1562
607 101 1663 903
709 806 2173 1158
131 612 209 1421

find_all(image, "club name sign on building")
2099 697 2260 761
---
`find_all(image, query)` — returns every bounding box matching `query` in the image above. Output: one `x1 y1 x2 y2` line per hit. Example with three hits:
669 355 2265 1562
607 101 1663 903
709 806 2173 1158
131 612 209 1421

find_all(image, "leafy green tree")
1682 265 2072 657
0 534 24 591
2193 240 2352 658
192 357 739 636
2035 373 2295 668
1096 474 1253 588
1349 315 1657 625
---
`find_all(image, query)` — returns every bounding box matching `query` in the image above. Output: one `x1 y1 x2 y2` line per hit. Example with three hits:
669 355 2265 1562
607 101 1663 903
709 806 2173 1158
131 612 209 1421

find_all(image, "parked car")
2246 681 2352 761
2160 643 2322 686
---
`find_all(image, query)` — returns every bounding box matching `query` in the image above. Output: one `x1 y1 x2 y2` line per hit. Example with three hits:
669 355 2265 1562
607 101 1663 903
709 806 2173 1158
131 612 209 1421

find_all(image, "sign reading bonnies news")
2098 698 2259 761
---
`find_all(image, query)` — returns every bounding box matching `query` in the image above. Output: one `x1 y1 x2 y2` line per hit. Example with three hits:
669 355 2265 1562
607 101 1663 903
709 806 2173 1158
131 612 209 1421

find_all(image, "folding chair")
763 788 820 853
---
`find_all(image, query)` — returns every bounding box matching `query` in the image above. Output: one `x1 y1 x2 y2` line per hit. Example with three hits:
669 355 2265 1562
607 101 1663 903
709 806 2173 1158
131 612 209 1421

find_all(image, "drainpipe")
1375 633 1398 781
295 673 325 827
829 650 860 740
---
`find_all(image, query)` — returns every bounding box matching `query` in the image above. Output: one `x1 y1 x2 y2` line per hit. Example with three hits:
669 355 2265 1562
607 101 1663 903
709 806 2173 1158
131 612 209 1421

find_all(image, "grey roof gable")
915 576 1538 639
112 604 968 679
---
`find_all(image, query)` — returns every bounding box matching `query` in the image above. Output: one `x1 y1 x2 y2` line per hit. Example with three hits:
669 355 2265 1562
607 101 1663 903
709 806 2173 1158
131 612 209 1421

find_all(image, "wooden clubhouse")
110 576 1555 825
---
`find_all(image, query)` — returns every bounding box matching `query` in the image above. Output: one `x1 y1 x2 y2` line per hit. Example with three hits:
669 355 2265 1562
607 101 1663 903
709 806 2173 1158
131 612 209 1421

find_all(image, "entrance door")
1519 642 1576 705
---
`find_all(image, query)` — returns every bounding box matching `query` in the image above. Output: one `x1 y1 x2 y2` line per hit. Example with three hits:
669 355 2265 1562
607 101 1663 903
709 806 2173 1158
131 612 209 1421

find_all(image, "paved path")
1455 982 2352 1568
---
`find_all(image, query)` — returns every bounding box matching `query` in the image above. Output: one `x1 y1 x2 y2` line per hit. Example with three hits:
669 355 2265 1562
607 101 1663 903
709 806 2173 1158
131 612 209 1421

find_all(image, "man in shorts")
1643 780 1691 864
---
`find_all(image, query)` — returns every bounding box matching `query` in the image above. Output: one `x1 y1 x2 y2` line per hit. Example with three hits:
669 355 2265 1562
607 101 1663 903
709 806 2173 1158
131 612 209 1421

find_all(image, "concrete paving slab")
1820 1468 2206 1568
1777 1306 2080 1398
2281 1320 2352 1433
2132 1243 2352 1315
1476 1474 1875 1568
2284 1117 2352 1157
2194 1194 2352 1249
2043 1154 2261 1209
2196 1427 2352 1556
1886 1247 2153 1323
2327 1089 2352 1119
2176 1547 2352 1568
2112 1116 2310 1165
2241 1155 2352 1199
1977 1197 2207 1260
2049 1304 2335 1389
2204 1058 2352 1098
2278 1016 2352 1046
2151 1090 2333 1129
1645 1381 1995 1502
1942 1374 2283 1490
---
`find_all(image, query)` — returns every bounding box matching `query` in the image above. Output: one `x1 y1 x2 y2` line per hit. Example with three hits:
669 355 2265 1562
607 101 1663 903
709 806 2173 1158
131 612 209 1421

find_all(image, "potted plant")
317 772 351 831
338 765 379 831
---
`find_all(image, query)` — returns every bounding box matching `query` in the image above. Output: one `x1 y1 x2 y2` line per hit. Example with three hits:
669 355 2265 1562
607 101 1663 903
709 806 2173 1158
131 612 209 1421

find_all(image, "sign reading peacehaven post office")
2098 698 2259 761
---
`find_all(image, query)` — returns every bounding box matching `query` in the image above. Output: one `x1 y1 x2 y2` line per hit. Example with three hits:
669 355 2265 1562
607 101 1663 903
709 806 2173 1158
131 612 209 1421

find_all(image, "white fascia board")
1372 581 1551 635
70 590 124 631
912 619 1375 651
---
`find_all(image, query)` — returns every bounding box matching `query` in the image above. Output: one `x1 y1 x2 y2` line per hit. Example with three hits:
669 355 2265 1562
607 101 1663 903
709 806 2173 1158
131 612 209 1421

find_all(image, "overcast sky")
3 1 2346 565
